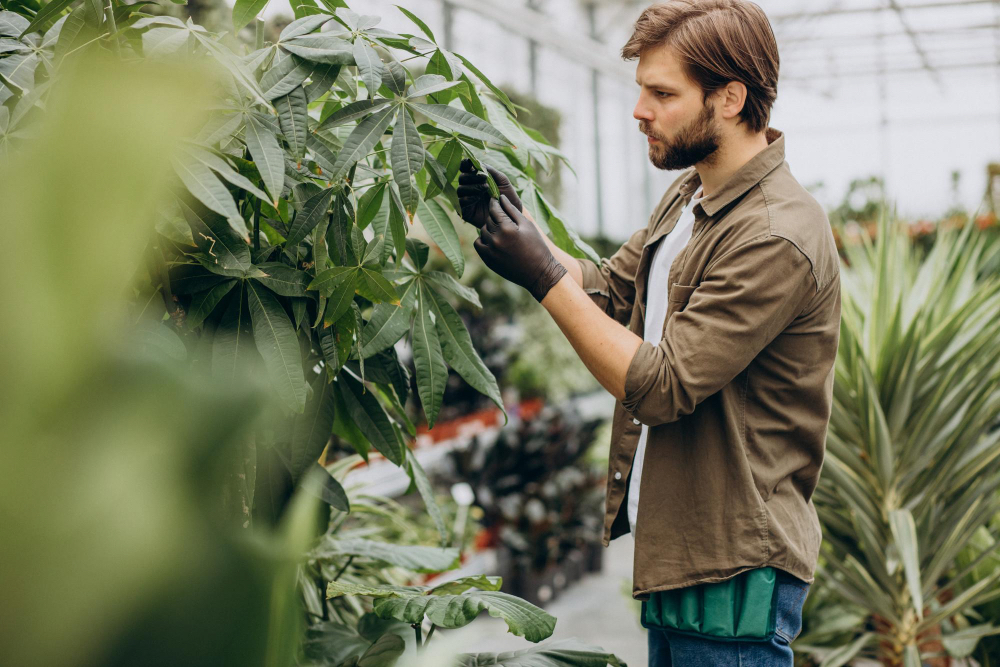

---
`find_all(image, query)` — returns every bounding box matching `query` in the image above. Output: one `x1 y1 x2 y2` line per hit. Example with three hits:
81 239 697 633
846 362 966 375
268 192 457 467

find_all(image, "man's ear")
718 81 748 121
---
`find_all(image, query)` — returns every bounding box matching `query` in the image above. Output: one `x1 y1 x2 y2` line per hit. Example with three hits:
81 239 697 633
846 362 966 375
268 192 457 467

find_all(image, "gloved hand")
457 158 523 229
474 194 567 303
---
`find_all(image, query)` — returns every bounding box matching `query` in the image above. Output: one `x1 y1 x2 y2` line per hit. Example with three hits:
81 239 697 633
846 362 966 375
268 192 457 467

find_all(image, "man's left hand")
474 194 567 303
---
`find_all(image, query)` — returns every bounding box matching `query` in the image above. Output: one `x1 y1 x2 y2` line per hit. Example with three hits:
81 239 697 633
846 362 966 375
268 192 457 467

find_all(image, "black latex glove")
457 158 523 229
474 194 567 303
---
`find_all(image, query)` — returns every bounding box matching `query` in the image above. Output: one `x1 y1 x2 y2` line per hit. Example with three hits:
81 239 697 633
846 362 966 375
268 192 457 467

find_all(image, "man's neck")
694 131 770 198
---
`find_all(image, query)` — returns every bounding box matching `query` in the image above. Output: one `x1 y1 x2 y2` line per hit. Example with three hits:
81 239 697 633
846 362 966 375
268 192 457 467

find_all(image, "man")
456 1 840 665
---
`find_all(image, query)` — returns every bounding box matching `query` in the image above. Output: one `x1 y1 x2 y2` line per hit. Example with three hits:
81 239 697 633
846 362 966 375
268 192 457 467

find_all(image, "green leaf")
390 105 423 215
305 62 341 103
427 288 504 418
456 639 628 667
453 52 516 117
275 85 308 161
283 33 354 64
374 589 555 642
356 182 386 231
406 447 448 545
180 144 270 203
254 263 310 297
416 198 463 277
289 374 336 479
186 279 236 330
411 102 510 145
303 463 349 512
20 0 75 38
360 280 417 357
316 98 393 131
244 113 284 205
383 59 407 96
232 0 268 30
328 105 395 184
352 39 382 98
395 5 435 42
0 10 30 38
337 372 403 465
310 265 357 297
357 268 400 304
405 74 460 99
412 283 447 428
424 270 481 308
171 263 227 294
173 154 247 239
260 53 314 99
889 509 924 620
247 280 307 413
387 183 408 262
358 633 404 666
318 536 459 572
323 273 357 326
279 14 330 41
286 186 335 247
212 285 259 381
406 238 429 270
320 310 355 377
179 199 254 274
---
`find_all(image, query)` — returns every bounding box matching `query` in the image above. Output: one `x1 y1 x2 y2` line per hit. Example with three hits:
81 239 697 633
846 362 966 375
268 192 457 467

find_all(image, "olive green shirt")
576 129 841 599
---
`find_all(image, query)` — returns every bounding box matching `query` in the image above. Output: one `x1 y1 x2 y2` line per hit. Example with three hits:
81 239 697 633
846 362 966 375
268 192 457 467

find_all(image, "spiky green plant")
799 211 1000 666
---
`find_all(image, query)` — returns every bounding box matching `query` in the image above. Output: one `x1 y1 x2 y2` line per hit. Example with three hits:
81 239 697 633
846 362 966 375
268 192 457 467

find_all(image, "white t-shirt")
627 187 704 536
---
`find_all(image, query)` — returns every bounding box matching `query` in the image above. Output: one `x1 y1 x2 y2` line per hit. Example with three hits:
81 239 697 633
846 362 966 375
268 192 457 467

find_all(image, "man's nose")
633 95 653 122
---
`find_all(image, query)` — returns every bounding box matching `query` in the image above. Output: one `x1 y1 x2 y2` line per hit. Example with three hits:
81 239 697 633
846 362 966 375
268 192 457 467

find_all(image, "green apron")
640 567 778 642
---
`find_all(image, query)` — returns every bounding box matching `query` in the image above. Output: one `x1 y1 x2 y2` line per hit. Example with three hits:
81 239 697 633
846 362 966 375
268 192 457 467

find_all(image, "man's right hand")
457 159 523 229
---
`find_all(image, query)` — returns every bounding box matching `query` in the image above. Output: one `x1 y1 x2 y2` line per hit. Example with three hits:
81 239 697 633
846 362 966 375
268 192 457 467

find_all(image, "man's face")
633 44 721 171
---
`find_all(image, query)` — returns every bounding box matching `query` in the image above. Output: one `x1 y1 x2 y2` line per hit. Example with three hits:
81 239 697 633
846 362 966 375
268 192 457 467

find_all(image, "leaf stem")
104 0 121 58
332 555 354 581
253 189 262 250
413 623 423 649
425 623 436 643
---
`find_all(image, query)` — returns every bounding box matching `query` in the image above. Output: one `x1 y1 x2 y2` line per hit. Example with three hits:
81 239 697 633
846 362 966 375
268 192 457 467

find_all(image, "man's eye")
656 91 671 98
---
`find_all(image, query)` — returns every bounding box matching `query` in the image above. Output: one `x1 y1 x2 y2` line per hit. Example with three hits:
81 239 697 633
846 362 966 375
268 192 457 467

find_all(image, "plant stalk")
413 623 422 649
104 0 121 57
332 555 354 581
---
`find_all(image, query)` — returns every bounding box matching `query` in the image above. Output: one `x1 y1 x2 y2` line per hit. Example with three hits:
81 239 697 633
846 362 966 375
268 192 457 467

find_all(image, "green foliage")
798 210 1000 665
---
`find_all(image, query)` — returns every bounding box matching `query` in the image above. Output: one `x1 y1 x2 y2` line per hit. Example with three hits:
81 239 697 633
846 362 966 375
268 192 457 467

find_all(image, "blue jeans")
647 570 810 667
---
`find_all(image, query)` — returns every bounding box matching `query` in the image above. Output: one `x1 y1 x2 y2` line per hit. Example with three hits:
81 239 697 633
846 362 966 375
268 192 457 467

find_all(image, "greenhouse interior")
1 0 999 665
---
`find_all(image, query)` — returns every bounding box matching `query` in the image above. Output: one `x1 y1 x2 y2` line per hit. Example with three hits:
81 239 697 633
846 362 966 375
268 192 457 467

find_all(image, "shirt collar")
680 127 785 218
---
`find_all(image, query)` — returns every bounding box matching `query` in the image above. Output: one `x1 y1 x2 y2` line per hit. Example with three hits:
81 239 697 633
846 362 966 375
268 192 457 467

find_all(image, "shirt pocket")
668 283 698 308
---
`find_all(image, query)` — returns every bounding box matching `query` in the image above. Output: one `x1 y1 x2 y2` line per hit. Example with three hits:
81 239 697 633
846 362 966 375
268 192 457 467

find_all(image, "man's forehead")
635 45 689 87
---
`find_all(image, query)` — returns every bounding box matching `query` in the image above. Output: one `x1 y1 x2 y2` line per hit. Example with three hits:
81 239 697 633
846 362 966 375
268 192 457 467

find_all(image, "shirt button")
614 471 622 480
632 417 640 425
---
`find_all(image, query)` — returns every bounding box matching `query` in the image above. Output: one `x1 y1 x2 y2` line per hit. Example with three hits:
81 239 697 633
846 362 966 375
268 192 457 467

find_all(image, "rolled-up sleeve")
621 234 818 426
576 225 647 326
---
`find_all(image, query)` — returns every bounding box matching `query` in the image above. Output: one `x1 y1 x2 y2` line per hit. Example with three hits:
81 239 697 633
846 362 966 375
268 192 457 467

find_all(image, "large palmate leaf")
282 33 353 64
315 536 459 573
179 144 270 203
316 98 392 131
243 113 284 205
411 283 447 428
285 185 335 247
416 198 463 277
373 589 555 642
212 284 259 381
352 38 382 98
456 640 627 667
232 0 268 31
359 279 417 357
289 373 336 479
427 289 503 419
172 153 246 238
254 262 310 297
186 278 236 330
275 85 308 160
247 280 306 412
410 102 510 145
179 199 255 275
260 52 314 99
390 104 423 215
424 270 481 308
278 14 330 41
336 372 403 465
327 105 395 184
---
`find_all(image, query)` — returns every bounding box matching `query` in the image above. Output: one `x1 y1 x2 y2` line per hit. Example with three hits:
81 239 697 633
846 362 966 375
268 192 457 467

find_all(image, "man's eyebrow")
636 79 677 91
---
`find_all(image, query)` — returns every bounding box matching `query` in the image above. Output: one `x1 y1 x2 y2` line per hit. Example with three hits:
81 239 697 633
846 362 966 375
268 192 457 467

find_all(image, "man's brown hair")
622 0 779 134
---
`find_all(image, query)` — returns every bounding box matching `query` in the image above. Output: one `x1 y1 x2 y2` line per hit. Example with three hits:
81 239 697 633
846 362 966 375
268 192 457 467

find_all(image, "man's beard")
641 101 720 170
